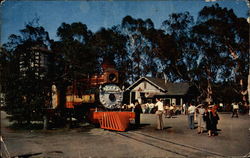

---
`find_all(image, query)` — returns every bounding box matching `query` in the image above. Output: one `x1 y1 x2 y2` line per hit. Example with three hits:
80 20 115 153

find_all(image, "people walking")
204 106 212 136
165 104 170 118
134 101 142 127
141 103 146 114
155 98 164 130
128 102 135 111
232 102 239 118
148 102 154 114
196 104 206 134
182 103 186 115
169 104 175 118
211 106 220 136
188 102 196 129
204 105 219 136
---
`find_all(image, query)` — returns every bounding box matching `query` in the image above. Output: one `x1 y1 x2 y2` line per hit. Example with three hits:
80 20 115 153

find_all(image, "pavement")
138 113 250 157
1 111 250 158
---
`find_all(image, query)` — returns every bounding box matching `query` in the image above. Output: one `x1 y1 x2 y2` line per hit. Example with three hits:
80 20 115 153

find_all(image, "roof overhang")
126 77 166 92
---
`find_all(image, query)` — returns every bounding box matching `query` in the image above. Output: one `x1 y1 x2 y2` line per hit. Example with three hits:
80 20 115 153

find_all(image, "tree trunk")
228 45 247 105
207 84 213 104
206 68 213 104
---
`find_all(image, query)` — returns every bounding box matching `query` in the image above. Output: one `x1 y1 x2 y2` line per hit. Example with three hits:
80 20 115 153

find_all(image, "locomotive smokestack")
102 57 115 71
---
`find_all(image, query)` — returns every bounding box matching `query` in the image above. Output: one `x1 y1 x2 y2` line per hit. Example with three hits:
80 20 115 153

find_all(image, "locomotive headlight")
108 73 117 82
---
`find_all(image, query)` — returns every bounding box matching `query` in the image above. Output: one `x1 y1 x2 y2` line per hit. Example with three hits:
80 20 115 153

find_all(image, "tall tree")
193 3 249 103
161 12 203 85
120 16 158 82
51 22 97 84
2 21 52 124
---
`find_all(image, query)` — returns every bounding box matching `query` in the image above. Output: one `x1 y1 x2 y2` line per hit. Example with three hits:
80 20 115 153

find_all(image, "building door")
164 98 171 105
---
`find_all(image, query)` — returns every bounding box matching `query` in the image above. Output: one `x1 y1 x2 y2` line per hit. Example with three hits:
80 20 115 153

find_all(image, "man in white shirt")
155 98 164 130
232 102 239 118
188 102 196 129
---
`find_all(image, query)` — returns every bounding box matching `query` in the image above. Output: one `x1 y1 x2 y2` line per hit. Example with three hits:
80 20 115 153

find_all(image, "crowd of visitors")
123 99 244 137
204 105 220 136
121 101 182 116
186 102 220 136
151 99 221 135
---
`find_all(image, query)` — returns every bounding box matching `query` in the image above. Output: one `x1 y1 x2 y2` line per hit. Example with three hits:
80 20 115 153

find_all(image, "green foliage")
1 22 52 124
52 22 97 82
159 3 248 102
191 3 249 101
120 16 161 82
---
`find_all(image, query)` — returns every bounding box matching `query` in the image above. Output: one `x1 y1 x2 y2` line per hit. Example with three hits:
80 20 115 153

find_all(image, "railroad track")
114 131 226 158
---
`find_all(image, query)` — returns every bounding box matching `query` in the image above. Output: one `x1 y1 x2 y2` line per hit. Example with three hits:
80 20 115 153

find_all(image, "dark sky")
1 0 248 44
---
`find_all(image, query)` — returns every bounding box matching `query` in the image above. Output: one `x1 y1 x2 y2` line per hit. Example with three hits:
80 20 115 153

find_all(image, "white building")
126 77 198 106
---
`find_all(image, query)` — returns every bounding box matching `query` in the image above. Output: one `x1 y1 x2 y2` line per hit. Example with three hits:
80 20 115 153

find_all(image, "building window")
164 99 171 105
176 98 181 106
140 92 145 98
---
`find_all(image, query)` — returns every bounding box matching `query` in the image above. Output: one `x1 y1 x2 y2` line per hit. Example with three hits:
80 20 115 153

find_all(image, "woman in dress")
197 104 206 134
211 106 220 136
204 105 213 137
134 101 142 127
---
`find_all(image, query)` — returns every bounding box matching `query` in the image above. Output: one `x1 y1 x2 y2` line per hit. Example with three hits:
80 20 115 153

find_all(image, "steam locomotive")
65 60 122 108
51 59 134 131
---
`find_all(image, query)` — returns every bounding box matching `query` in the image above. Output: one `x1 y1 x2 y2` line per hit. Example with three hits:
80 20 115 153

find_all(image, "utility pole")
248 69 250 116
247 13 250 116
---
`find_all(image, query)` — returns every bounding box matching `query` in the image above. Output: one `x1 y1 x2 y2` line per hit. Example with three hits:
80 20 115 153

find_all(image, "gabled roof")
126 77 191 96
163 82 191 96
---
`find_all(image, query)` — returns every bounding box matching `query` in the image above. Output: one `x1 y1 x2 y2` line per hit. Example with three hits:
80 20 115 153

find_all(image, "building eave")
126 77 166 92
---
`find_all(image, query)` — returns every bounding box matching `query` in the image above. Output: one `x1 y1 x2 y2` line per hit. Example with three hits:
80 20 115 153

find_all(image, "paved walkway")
1 111 250 157
138 113 250 157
